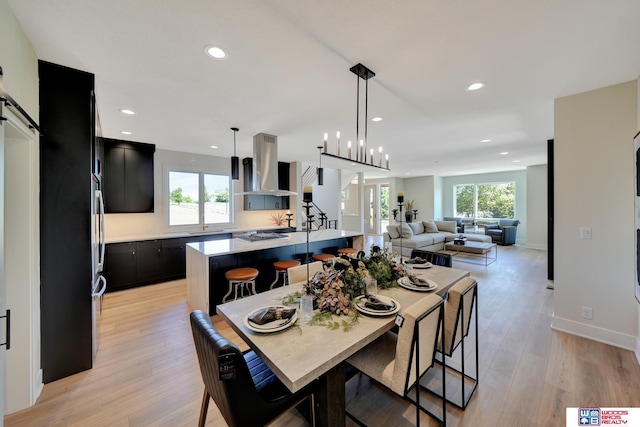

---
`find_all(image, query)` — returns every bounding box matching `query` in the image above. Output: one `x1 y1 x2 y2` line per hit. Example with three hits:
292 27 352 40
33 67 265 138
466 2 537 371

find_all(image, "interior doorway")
363 183 390 236
364 184 378 235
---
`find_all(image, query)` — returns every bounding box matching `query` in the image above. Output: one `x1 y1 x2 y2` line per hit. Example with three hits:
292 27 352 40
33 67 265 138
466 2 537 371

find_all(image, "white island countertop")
185 229 364 313
186 229 363 258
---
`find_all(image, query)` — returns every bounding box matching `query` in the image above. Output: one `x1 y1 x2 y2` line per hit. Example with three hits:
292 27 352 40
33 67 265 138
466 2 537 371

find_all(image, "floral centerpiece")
283 244 405 330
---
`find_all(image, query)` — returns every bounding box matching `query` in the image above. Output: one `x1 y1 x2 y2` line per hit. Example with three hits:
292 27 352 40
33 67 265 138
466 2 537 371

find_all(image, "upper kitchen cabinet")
103 138 155 213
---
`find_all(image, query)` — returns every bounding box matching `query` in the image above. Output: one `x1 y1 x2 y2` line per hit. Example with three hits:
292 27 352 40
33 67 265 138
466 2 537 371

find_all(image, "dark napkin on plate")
248 307 296 325
405 257 427 264
407 274 431 287
364 295 395 311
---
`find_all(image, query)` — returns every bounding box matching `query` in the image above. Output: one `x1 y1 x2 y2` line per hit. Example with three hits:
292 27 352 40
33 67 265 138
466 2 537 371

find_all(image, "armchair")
484 219 520 245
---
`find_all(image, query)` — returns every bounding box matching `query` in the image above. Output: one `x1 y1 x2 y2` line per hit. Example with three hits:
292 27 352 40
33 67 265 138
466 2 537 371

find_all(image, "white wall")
0 0 38 118
5 123 40 413
0 0 42 413
554 80 637 350
442 170 528 244
404 176 436 220
636 74 640 364
526 164 548 250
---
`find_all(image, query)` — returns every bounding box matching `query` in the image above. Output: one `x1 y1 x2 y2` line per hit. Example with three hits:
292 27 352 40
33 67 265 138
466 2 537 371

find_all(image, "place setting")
243 305 298 333
403 256 433 269
397 264 438 292
354 277 401 317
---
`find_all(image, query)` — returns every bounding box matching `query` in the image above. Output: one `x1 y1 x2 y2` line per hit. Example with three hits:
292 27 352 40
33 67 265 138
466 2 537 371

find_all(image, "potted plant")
404 200 415 223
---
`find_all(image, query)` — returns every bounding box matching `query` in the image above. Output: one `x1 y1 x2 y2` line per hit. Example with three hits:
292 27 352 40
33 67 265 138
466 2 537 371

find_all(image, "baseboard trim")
551 315 636 351
525 243 547 251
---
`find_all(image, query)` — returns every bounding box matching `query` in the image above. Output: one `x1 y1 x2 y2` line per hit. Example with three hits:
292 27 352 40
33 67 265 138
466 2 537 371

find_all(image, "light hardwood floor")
5 242 640 426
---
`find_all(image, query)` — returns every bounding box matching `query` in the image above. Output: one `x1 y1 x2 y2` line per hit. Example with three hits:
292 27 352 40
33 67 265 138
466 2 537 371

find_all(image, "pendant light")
230 127 239 180
317 146 324 185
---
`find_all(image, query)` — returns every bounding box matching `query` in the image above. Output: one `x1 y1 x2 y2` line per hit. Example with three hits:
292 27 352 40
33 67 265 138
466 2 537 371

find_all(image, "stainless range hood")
236 133 297 196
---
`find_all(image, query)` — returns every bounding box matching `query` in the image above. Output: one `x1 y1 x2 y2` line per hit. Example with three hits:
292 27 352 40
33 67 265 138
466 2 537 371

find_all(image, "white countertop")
105 225 295 244
186 229 362 257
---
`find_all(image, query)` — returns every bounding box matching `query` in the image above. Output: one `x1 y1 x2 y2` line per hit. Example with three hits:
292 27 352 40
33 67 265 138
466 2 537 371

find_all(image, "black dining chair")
189 310 316 427
410 249 453 268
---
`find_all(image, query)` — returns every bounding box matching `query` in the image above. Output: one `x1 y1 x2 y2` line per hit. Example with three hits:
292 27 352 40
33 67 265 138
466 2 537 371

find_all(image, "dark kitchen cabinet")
136 240 163 284
103 138 155 213
104 242 137 291
162 238 186 280
242 158 290 210
39 61 95 382
105 233 233 292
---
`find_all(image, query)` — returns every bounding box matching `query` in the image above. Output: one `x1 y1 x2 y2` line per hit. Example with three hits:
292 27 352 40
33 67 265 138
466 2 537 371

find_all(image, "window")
169 170 231 227
454 182 515 219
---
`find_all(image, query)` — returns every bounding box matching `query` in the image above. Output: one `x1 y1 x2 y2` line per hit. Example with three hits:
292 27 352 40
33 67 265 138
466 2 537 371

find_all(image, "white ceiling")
7 0 640 179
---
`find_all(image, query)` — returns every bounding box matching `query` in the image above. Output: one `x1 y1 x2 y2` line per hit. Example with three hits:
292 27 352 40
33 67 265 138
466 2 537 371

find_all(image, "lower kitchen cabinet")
105 242 137 291
105 233 232 292
136 240 163 284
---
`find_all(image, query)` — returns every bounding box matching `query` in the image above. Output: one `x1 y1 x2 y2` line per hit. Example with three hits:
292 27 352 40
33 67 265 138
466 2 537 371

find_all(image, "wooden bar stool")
312 253 335 266
223 267 259 303
270 260 301 289
337 247 358 256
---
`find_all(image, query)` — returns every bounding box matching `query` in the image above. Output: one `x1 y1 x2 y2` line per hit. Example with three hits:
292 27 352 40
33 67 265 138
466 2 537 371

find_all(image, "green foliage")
309 308 358 332
170 187 184 205
455 185 474 217
380 187 389 219
477 183 515 218
215 189 229 203
455 182 515 219
204 186 212 203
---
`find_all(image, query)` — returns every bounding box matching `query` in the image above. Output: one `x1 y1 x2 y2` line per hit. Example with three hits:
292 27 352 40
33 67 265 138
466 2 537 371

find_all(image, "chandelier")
320 63 390 171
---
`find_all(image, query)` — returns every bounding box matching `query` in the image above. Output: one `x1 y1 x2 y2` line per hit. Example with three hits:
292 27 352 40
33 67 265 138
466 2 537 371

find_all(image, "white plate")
244 305 298 333
354 295 401 317
398 276 438 292
413 262 433 269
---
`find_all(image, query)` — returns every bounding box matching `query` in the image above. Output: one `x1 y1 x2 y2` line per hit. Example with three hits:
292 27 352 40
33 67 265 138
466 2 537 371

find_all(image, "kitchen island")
186 229 364 314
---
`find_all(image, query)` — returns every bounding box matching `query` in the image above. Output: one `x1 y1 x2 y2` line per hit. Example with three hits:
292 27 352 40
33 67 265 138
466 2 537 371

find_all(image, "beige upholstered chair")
287 261 323 286
346 293 446 426
435 277 478 409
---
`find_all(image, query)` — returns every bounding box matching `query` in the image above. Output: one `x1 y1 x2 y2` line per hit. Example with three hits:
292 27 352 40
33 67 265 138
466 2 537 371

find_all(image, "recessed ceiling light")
500 152 509 155
205 45 228 60
121 131 132 135
405 172 411 175
372 117 383 122
120 109 135 115
513 160 520 163
466 82 485 91
480 139 491 143
210 145 218 149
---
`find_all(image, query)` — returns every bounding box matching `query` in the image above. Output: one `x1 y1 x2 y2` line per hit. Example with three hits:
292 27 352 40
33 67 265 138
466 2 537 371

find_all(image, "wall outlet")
580 227 592 239
582 306 593 320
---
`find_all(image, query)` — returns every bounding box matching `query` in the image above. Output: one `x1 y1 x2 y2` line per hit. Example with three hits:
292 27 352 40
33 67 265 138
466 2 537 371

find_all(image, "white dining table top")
215 264 469 393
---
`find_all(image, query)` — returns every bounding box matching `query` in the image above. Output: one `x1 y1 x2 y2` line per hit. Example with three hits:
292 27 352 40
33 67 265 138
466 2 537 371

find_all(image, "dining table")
215 264 470 426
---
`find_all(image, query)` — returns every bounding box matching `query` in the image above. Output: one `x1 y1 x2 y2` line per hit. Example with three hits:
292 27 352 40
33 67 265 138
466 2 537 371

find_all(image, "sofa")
443 216 464 233
383 220 492 257
484 219 520 245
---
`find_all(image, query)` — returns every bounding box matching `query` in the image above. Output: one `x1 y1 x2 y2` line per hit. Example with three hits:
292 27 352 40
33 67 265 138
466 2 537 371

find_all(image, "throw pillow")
400 223 413 238
423 220 439 233
386 224 400 239
408 222 424 235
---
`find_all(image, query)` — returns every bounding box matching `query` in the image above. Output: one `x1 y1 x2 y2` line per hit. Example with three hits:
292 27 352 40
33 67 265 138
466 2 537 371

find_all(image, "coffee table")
443 240 497 266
